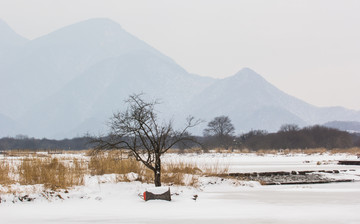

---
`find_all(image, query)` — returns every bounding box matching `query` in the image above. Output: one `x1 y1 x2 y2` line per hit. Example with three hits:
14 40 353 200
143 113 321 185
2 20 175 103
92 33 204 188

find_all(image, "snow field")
1 152 360 223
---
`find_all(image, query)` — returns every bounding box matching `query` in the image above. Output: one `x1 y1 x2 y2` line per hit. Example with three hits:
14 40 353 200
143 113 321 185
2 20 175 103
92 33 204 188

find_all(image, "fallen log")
143 187 171 201
338 160 360 165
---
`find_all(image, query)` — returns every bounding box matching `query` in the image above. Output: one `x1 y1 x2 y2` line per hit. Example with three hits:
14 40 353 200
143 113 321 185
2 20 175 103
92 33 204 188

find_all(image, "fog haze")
0 0 359 110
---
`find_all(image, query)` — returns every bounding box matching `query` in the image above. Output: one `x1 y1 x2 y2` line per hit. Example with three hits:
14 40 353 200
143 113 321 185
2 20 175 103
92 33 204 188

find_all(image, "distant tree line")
0 135 197 151
1 123 359 151
239 125 359 150
203 122 359 150
200 116 360 150
0 136 95 151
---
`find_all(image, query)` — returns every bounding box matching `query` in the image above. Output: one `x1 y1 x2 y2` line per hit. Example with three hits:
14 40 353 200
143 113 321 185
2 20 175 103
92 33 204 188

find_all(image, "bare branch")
91 93 200 186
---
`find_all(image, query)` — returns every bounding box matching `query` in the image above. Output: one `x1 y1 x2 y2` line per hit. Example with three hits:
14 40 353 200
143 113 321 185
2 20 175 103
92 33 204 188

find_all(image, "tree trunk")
154 155 161 187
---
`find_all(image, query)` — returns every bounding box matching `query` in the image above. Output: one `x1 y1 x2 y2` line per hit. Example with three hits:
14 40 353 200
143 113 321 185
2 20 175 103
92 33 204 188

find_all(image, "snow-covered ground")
1 153 360 224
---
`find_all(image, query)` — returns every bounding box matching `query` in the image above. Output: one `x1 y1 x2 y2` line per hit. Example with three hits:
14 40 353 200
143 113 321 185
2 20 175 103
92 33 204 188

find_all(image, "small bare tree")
93 94 200 187
279 124 300 132
203 116 235 150
204 116 235 137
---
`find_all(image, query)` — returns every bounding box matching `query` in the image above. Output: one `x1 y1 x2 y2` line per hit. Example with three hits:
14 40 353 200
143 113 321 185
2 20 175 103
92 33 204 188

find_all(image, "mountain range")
324 121 360 133
1 18 359 139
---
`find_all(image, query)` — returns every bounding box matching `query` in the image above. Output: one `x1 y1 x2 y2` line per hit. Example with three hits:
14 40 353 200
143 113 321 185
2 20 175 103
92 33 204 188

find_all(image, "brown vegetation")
329 147 360 155
0 150 230 190
18 157 84 190
0 161 12 185
1 146 359 192
89 151 141 176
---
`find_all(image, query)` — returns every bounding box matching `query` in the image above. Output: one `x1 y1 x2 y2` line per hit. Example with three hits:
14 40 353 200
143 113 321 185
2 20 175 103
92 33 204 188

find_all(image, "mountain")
0 19 28 50
20 51 215 138
0 18 174 118
187 68 311 132
1 18 360 138
187 68 360 133
324 121 360 133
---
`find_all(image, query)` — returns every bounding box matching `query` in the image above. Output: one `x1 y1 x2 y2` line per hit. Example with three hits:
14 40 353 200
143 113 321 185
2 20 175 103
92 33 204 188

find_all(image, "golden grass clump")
161 161 202 186
18 157 84 190
160 160 229 186
164 161 202 175
201 162 229 177
89 152 142 176
0 161 12 185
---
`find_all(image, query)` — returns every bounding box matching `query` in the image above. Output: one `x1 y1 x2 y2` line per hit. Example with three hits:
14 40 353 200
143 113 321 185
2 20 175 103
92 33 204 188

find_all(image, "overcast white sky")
0 0 359 110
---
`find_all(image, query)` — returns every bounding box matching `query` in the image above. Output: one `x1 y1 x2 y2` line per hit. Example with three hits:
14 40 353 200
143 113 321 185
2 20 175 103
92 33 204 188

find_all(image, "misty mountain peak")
28 17 167 62
233 67 264 81
33 18 127 43
68 18 124 33
0 18 28 48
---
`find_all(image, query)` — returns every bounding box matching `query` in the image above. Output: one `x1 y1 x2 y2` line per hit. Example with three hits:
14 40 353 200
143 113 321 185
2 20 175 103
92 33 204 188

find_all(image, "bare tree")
204 116 235 137
279 124 300 132
93 94 200 187
203 116 235 149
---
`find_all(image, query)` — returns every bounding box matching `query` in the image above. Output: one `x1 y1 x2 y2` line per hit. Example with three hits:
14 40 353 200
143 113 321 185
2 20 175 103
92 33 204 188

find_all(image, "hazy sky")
1 0 359 110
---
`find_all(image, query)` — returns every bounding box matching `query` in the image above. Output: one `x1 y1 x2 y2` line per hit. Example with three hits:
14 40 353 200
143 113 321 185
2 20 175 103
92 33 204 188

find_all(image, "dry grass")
89 152 142 176
167 148 202 154
302 148 327 155
88 151 153 183
164 161 202 174
18 157 84 190
239 148 251 153
0 161 12 185
201 162 229 177
3 146 358 191
87 150 229 186
330 147 360 155
3 150 37 157
1 149 67 157
2 150 223 190
63 150 89 155
161 161 202 186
